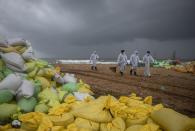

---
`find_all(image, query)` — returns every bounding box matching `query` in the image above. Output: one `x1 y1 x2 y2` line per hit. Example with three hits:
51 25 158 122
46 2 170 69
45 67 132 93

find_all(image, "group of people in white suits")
117 50 154 76
90 50 154 77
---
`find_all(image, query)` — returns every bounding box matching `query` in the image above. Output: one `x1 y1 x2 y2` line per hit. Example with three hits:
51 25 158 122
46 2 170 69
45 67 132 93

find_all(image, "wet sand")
58 64 195 117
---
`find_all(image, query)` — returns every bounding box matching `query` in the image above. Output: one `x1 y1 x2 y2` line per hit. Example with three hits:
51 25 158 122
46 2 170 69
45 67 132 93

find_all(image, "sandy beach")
58 64 195 117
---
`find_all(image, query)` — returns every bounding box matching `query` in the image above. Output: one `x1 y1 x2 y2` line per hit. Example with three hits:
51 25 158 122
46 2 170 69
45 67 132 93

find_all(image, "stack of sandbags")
0 39 42 124
172 61 195 74
53 72 77 84
0 38 96 128
0 74 37 114
1 52 26 72
0 37 194 131
0 38 35 73
0 74 22 94
184 62 195 73
0 38 27 54
0 73 35 122
0 93 191 131
0 91 195 131
0 103 19 125
173 65 188 73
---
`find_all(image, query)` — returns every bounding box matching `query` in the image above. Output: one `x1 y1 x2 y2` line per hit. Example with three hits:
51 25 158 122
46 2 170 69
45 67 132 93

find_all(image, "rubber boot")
130 69 133 75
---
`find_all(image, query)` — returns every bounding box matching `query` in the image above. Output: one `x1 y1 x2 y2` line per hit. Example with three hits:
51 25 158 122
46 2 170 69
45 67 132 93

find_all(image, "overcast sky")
0 0 195 59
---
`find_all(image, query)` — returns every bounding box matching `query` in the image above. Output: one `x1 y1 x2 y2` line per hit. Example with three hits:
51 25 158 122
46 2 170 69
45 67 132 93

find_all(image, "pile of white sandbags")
54 73 77 84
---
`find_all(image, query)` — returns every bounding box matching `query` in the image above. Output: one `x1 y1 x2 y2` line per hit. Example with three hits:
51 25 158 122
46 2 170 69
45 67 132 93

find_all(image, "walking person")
143 51 154 77
117 50 128 76
90 51 99 70
129 50 140 76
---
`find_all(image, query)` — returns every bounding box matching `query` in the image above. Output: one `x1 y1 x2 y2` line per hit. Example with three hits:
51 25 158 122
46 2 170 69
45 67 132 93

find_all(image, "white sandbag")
1 52 25 70
63 73 77 83
73 92 91 101
22 46 36 61
6 63 26 72
7 38 27 46
15 72 28 78
0 74 22 94
16 80 35 99
54 73 64 84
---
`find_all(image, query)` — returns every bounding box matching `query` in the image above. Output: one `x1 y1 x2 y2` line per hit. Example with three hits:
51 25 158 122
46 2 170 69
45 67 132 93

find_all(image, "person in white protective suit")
143 51 154 77
90 51 99 70
129 50 140 76
117 50 128 76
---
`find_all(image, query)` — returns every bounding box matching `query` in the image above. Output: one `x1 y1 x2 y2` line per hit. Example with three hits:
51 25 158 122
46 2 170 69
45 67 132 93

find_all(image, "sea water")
56 59 118 64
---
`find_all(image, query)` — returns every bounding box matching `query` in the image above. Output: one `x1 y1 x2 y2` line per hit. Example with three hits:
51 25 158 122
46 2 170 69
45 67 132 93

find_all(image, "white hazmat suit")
90 51 99 70
117 52 128 74
143 53 154 77
129 51 140 75
130 51 140 68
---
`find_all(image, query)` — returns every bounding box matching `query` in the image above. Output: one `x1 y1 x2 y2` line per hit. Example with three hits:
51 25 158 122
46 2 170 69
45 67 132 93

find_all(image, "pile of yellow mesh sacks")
0 38 195 131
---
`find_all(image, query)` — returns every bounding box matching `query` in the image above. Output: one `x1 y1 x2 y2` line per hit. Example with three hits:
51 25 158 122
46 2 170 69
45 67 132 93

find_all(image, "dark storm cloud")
0 0 194 59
